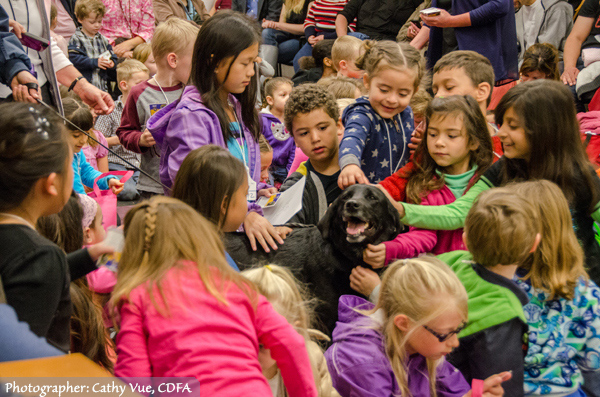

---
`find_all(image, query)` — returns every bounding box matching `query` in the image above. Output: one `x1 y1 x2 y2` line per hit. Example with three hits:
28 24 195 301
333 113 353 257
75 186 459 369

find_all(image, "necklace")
0 213 35 229
152 77 170 105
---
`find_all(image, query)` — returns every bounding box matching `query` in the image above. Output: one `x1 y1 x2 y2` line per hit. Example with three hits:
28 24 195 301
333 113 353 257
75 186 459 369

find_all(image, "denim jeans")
262 28 302 65
108 163 140 201
293 42 314 72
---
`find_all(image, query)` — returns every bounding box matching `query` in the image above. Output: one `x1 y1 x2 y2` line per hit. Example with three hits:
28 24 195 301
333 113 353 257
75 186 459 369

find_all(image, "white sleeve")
50 36 72 72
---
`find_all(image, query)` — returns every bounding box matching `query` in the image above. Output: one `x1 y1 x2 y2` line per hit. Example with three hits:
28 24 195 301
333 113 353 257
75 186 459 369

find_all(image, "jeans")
293 42 314 72
108 163 140 201
348 32 369 40
262 28 302 65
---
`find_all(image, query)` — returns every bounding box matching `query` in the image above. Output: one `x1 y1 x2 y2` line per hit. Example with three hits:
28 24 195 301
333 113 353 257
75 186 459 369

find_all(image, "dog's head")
318 185 402 261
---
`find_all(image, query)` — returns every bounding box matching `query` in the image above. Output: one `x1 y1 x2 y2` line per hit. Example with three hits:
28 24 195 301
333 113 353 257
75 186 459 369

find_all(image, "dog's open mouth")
343 215 374 243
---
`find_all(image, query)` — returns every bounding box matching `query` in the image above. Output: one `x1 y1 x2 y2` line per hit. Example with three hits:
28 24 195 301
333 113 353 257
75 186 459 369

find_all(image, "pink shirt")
82 130 109 171
99 0 155 45
115 262 318 397
288 147 309 176
51 0 76 41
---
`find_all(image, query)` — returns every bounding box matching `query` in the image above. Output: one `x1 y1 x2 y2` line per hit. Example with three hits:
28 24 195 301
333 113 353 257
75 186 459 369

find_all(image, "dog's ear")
318 197 342 240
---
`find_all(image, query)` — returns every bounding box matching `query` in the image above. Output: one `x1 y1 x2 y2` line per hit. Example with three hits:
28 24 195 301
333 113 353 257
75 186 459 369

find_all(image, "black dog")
225 184 402 334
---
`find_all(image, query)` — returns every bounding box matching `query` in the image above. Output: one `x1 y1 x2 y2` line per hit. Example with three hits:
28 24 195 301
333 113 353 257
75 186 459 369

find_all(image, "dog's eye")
367 193 377 201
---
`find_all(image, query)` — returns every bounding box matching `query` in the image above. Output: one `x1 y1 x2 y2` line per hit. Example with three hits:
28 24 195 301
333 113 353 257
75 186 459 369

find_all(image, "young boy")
282 84 343 225
438 186 541 397
95 59 149 201
68 0 118 92
116 19 199 198
332 35 364 79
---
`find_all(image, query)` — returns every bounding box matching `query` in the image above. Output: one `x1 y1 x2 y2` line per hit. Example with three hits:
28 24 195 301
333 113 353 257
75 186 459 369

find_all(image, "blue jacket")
72 151 115 194
339 96 413 184
0 5 31 86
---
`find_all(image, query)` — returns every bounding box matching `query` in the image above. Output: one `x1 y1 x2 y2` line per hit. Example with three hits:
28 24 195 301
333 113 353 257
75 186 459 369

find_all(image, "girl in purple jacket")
325 257 511 397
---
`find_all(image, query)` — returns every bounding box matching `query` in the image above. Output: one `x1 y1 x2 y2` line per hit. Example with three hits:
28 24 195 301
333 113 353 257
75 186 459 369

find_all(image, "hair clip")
28 106 50 140
264 264 273 272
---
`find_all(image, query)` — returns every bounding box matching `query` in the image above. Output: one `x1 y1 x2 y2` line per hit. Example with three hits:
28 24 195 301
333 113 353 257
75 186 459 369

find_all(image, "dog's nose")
345 200 360 211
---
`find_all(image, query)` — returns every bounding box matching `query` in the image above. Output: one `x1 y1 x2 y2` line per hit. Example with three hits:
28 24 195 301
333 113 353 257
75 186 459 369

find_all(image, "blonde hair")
317 76 364 99
110 196 257 317
74 0 105 19
152 19 199 61
376 257 468 397
331 35 362 68
511 181 587 300
258 135 273 154
284 0 306 20
357 40 425 90
132 42 152 64
116 59 149 84
465 186 541 267
336 98 355 116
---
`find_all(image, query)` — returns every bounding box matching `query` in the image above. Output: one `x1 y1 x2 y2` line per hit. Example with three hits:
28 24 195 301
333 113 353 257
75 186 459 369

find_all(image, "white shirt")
522 0 544 52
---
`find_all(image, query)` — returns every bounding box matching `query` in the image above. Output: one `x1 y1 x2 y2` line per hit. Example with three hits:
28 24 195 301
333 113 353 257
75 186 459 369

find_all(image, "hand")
561 66 580 86
258 187 278 197
244 211 285 252
420 9 455 28
113 41 133 57
9 19 25 38
375 184 406 218
97 58 113 70
350 266 381 297
406 22 421 39
408 126 423 154
338 164 370 189
274 226 293 239
363 243 387 268
463 371 512 397
139 129 156 147
108 178 124 195
262 18 278 29
10 71 41 103
86 241 116 261
73 79 114 115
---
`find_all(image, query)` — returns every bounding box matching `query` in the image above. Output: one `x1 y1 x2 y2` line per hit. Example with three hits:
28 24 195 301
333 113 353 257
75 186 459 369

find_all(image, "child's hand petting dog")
338 164 369 189
243 211 284 253
363 243 386 268
350 266 381 297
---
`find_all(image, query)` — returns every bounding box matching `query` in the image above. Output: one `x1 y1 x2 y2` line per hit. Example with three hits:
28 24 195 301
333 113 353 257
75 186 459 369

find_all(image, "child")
338 40 423 187
331 35 364 79
112 196 318 396
316 76 364 99
393 80 600 286
325 257 510 396
96 59 149 201
117 18 198 198
291 39 337 85
282 84 342 225
149 11 283 253
261 77 295 187
132 42 157 77
242 265 340 397
362 95 493 270
63 97 124 195
82 128 109 172
259 136 274 184
438 186 543 396
68 0 118 92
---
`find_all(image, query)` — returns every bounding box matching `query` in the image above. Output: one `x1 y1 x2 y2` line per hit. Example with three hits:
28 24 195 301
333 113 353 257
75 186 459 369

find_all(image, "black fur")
225 185 402 334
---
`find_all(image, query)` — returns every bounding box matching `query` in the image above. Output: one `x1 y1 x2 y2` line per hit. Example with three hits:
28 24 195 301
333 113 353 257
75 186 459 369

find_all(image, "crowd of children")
3 4 600 397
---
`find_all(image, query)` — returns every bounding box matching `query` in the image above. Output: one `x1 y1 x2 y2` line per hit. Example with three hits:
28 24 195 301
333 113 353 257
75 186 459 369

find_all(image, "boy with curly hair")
282 83 343 225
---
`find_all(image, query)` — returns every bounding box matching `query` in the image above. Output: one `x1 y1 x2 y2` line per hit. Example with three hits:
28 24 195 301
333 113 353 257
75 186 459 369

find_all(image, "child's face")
121 71 150 96
426 113 478 175
520 70 547 82
292 108 340 164
221 176 249 232
497 107 530 160
267 83 293 114
70 130 88 153
260 151 273 183
217 43 259 95
364 68 416 119
144 53 157 77
432 67 479 101
339 56 364 79
78 11 103 37
401 305 464 361
86 205 106 244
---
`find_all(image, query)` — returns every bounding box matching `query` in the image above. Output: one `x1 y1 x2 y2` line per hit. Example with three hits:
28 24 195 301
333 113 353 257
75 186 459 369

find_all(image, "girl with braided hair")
112 196 318 397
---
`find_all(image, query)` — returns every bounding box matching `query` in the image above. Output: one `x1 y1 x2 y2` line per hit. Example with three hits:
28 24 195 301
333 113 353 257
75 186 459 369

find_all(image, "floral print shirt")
517 277 600 395
99 0 154 45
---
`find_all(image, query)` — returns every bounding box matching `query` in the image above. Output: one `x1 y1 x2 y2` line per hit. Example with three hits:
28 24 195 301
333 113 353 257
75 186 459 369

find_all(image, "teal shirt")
436 165 477 200
227 122 249 167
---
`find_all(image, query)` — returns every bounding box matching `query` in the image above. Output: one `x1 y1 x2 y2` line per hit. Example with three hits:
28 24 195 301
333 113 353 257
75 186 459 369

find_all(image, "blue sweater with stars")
339 96 413 184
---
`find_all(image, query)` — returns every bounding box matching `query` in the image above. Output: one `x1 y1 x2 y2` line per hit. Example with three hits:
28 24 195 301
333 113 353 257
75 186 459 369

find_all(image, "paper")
256 176 306 225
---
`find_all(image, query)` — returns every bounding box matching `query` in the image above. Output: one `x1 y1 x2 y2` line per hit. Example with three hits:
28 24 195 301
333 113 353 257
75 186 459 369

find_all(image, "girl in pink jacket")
112 196 317 397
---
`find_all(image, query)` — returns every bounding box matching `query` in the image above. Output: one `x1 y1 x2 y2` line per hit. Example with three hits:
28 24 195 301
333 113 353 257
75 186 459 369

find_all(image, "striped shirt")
304 0 356 36
95 98 141 169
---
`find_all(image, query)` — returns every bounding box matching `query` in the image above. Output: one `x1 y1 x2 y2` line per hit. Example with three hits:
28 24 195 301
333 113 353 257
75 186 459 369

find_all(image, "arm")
337 0 362 36
78 154 113 190
0 5 31 86
335 14 349 37
55 66 114 114
383 227 437 264
97 156 109 173
409 25 430 50
332 364 394 397
66 248 97 281
378 162 415 202
304 2 317 40
131 0 155 44
116 91 145 153
255 296 318 397
272 4 306 35
114 298 152 377
468 0 511 26
68 45 99 72
151 0 176 23
561 17 593 85
338 112 370 171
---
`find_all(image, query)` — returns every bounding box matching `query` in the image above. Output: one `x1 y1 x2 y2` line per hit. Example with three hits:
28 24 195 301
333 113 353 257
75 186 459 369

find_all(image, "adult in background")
152 0 210 25
232 0 282 26
50 0 77 42
99 0 155 58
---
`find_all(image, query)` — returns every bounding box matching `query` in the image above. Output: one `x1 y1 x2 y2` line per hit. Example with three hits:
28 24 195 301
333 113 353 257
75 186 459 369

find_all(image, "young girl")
149 10 283 253
82 130 110 173
325 257 510 396
259 136 275 184
242 265 340 397
392 80 600 286
261 77 295 187
63 98 123 195
511 180 600 397
338 40 424 188
112 196 317 396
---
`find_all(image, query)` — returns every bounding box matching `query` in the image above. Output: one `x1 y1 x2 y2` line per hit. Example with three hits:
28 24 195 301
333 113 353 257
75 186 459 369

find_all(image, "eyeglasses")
423 322 467 342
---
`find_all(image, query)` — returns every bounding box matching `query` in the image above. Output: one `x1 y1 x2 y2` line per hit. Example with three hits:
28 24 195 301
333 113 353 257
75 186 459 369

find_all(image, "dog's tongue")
347 220 367 235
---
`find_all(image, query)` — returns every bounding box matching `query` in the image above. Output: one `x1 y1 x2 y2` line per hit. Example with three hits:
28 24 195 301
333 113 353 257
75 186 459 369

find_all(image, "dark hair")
407 95 493 204
312 39 335 68
433 51 495 105
172 145 246 229
0 103 70 212
495 79 598 211
190 10 262 143
62 97 94 132
36 190 84 253
284 83 339 133
520 43 559 81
